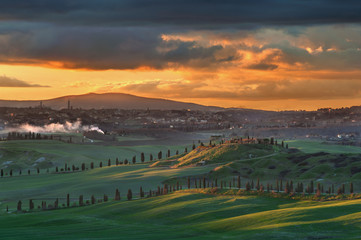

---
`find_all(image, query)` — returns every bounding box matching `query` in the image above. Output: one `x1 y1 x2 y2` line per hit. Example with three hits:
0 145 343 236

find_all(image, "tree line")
12 175 357 213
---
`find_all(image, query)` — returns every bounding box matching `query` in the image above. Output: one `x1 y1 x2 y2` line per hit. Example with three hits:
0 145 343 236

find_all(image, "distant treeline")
0 137 289 177
6 131 54 141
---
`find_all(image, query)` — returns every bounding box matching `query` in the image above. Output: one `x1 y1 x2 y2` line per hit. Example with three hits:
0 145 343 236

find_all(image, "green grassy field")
1 191 361 239
0 140 190 170
2 138 361 239
286 139 361 154
0 163 215 209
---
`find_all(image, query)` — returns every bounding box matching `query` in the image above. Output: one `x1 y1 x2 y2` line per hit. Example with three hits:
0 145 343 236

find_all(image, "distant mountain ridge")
0 92 226 111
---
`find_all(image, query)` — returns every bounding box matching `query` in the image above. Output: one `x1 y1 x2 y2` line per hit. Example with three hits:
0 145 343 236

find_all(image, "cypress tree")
54 198 59 208
332 184 334 194
215 178 218 187
203 177 206 189
108 159 111 166
342 184 345 194
115 189 120 200
267 183 270 192
104 194 108 202
116 158 119 165
56 166 59 172
187 177 190 189
29 199 34 210
237 176 241 189
195 178 198 188
10 169 12 177
246 182 251 191
150 154 153 161
251 179 254 189
81 163 85 171
1 169 3 177
184 147 188 153
124 159 129 164
158 151 162 159
79 195 84 206
127 189 133 200
285 181 290 194
177 181 179 190
167 149 170 158
91 195 96 204
132 156 136 164
99 162 103 168
67 194 70 207
276 180 280 192
256 178 260 190
141 152 145 163
140 187 144 198
90 162 94 169
176 150 179 155
17 200 22 212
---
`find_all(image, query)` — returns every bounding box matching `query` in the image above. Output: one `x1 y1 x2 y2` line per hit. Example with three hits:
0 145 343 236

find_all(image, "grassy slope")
149 142 361 190
1 191 361 239
0 140 189 170
0 163 214 209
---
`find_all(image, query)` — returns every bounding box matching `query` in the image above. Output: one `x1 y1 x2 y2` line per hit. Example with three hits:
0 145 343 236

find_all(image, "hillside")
151 142 361 185
0 92 224 111
169 143 278 168
2 191 361 239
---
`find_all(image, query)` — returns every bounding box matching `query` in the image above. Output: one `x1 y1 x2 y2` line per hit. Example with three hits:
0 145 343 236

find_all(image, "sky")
1 0 361 111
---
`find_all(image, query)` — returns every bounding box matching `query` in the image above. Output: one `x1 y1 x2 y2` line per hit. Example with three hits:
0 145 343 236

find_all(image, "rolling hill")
0 92 225 111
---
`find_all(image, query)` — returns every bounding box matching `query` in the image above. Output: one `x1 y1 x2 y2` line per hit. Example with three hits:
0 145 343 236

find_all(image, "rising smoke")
5 121 104 134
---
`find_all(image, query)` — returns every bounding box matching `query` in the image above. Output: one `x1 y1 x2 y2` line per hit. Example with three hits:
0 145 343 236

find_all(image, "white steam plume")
6 121 104 134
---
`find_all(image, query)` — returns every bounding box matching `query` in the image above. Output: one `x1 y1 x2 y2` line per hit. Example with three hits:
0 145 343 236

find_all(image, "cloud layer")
0 75 48 87
0 1 361 107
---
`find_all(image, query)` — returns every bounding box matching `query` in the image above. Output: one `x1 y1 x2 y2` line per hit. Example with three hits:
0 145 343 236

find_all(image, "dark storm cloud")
0 24 238 70
0 75 49 87
0 1 360 71
0 0 360 28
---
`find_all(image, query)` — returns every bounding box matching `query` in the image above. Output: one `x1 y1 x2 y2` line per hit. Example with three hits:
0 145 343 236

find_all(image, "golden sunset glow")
0 3 361 111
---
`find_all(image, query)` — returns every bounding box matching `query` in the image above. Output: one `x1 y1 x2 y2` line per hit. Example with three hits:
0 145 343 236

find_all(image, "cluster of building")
1 105 361 135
